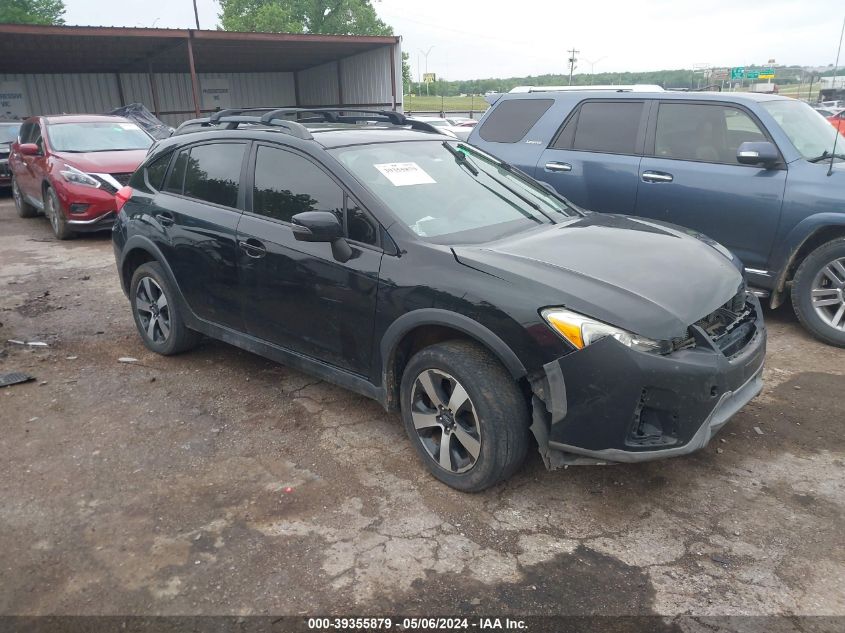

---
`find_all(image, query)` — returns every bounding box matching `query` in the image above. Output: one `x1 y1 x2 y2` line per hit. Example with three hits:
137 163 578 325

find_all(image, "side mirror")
737 141 779 167
291 211 352 263
17 143 39 156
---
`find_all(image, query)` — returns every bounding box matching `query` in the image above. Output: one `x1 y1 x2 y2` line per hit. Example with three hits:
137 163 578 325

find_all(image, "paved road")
0 197 843 622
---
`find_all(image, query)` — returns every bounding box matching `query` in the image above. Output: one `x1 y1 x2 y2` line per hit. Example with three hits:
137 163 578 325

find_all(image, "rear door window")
570 101 645 154
478 98 553 143
163 149 188 194
654 103 767 165
183 142 246 208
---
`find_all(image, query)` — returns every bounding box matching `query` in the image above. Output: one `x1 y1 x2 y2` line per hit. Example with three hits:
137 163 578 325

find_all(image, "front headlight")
541 308 668 354
60 165 101 188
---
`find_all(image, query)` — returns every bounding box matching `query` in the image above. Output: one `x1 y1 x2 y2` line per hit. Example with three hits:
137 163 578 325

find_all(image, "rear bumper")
536 295 766 464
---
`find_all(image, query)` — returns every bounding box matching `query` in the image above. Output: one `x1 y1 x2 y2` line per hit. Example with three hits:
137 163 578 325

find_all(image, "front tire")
130 262 202 355
12 177 37 218
44 186 75 240
400 340 530 492
792 237 845 347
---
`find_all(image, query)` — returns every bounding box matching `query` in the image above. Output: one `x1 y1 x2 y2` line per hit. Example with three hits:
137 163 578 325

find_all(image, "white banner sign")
201 79 232 110
0 81 30 120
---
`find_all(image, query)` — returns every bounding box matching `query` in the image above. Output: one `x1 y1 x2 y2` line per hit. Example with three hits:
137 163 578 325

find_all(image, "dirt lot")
1 196 843 622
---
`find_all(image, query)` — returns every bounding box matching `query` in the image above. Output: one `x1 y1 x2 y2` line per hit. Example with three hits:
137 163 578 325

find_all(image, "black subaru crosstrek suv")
112 108 766 492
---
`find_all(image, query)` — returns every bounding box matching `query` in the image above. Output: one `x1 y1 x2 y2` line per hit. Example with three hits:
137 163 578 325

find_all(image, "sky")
63 0 845 80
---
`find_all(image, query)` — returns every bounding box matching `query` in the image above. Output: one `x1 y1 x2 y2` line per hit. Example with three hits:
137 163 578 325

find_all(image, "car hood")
53 149 148 174
453 213 744 340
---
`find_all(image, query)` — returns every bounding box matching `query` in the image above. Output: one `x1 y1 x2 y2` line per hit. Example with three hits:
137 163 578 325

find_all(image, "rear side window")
252 146 343 223
571 101 644 154
183 143 246 208
145 152 171 191
164 149 188 194
478 98 553 143
654 103 767 165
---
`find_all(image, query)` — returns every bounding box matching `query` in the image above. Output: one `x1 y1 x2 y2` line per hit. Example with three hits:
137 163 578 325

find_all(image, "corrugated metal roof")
0 24 399 74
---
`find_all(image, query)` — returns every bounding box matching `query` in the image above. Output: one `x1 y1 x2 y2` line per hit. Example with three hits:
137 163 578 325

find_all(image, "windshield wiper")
808 150 845 163
442 141 478 175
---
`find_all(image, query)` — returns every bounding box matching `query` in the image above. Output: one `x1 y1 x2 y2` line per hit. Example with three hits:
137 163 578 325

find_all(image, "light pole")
583 56 606 85
419 46 434 96
567 48 579 85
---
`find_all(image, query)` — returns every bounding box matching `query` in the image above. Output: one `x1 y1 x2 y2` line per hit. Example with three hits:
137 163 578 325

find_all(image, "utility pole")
420 46 434 97
567 48 579 85
192 0 200 29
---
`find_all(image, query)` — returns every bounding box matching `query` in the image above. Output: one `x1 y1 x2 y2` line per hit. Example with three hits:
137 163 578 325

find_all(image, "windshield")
0 123 20 143
331 140 573 241
48 121 153 152
763 100 845 160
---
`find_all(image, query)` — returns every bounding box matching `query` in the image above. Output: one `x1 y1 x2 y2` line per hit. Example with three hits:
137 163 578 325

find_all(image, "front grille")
111 172 132 186
0 161 9 177
695 289 757 358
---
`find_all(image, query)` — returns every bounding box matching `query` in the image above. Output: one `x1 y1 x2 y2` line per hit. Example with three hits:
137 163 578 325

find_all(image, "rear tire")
400 340 530 492
130 262 202 355
44 186 75 240
791 237 845 347
12 177 37 218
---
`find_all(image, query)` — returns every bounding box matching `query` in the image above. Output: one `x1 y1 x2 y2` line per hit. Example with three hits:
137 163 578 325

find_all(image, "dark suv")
469 91 845 347
112 108 766 491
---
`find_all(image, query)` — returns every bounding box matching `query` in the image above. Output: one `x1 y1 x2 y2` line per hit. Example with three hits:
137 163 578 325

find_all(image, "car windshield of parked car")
332 140 573 241
47 121 153 152
0 123 21 143
763 100 845 161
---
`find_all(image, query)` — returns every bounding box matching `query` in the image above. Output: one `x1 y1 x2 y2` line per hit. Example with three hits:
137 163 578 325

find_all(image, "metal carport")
0 24 402 126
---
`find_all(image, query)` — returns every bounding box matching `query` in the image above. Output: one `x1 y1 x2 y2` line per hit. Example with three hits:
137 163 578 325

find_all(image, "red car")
10 114 153 239
828 109 845 134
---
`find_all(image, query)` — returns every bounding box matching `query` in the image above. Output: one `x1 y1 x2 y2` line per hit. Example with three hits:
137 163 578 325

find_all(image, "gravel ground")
0 196 843 624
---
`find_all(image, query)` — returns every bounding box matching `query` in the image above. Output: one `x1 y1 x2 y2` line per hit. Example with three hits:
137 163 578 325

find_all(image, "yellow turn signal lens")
545 313 584 349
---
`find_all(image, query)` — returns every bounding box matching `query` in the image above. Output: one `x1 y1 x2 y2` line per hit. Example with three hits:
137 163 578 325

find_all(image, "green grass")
403 94 489 113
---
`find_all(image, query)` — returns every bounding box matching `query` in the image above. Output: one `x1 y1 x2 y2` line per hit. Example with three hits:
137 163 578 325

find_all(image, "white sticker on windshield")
374 162 436 187
117 123 137 130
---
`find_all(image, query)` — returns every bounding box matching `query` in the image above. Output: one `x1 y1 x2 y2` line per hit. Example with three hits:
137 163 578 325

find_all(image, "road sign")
745 70 760 80
423 73 436 84
712 68 729 80
758 68 775 79
730 67 745 80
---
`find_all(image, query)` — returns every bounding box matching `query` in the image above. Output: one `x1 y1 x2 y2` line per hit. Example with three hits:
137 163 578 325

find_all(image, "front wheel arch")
379 310 528 411
771 224 845 309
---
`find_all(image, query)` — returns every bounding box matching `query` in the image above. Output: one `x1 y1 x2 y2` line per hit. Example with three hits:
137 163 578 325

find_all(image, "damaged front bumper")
530 295 766 467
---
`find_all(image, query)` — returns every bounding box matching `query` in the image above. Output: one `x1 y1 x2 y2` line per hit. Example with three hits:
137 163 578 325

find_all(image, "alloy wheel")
45 190 59 233
410 368 482 474
135 277 172 344
811 257 845 331
12 179 22 210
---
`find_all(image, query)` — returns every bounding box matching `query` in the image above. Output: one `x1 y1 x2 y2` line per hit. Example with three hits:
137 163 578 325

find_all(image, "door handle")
155 212 175 227
641 171 673 183
545 161 572 173
239 239 267 258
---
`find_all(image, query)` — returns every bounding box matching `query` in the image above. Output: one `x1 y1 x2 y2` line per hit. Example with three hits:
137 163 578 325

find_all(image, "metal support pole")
147 59 160 117
389 44 397 111
186 33 201 117
337 59 344 107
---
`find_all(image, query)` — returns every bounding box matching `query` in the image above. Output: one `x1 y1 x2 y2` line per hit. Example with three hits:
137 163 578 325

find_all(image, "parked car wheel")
130 262 202 355
400 340 530 492
792 238 845 347
44 186 75 240
12 177 37 218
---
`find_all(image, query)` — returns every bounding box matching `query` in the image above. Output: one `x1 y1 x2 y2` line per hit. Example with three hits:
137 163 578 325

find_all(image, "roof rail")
208 114 313 140
203 107 446 139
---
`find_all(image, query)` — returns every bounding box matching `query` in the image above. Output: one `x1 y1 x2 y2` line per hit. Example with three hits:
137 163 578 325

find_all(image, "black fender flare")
118 236 199 327
378 308 527 408
769 214 845 308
